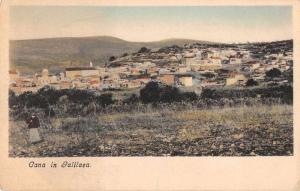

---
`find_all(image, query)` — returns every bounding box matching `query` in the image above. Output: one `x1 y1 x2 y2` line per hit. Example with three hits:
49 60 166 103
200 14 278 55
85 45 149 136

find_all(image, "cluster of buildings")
9 42 293 95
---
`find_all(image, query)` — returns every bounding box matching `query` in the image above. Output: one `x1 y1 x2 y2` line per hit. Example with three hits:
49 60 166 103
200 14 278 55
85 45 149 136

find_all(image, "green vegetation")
140 82 197 104
9 104 293 157
109 56 116 62
9 83 293 119
138 47 151 54
200 84 292 104
245 79 258 87
266 68 282 78
283 69 293 83
9 83 293 157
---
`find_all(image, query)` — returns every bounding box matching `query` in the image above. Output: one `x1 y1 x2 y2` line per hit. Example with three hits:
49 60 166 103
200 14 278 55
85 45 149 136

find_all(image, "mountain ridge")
9 36 292 74
10 36 213 74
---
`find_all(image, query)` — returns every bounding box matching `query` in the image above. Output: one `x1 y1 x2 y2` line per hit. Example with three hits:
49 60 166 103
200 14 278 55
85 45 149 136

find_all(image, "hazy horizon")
10 6 292 43
10 35 293 44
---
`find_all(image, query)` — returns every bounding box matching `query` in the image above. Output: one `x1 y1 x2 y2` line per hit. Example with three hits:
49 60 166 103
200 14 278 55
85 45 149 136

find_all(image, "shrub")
181 92 198 101
140 81 161 103
159 85 182 103
140 82 181 103
200 85 292 104
140 81 196 104
109 56 116 61
245 79 258 86
123 94 140 104
37 86 61 105
96 93 114 107
201 88 218 99
138 47 151 54
67 89 95 104
9 90 17 108
266 68 282 78
122 53 128 57
283 69 293 83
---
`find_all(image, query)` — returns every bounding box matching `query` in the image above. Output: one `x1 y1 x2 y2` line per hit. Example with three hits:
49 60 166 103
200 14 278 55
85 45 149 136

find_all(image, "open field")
9 104 293 157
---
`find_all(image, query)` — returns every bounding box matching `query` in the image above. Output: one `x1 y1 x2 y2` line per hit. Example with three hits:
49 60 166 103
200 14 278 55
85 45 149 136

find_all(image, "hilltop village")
9 40 293 95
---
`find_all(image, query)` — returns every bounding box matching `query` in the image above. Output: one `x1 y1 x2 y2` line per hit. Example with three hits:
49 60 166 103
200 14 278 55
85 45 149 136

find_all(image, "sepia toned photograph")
8 5 293 157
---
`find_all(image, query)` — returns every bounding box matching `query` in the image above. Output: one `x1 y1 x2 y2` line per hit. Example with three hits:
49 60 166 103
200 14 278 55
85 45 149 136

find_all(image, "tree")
67 89 95 104
201 88 218 99
283 69 293 83
140 82 182 104
109 56 116 62
246 79 258 87
265 68 282 78
9 90 17 108
138 47 151 54
159 85 181 103
96 93 114 107
181 92 198 101
121 53 128 57
37 86 60 105
140 81 161 103
123 94 139 104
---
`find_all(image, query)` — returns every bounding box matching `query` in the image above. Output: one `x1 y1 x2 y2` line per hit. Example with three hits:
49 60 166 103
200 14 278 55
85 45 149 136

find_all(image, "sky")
10 6 292 43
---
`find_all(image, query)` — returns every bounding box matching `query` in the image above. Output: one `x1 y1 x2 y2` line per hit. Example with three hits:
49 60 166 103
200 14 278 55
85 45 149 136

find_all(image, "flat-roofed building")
226 73 247 86
157 74 175 85
65 67 100 79
9 70 20 83
177 75 193 87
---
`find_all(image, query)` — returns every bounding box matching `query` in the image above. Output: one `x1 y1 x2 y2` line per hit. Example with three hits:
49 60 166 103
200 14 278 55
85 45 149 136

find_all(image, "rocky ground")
9 104 293 157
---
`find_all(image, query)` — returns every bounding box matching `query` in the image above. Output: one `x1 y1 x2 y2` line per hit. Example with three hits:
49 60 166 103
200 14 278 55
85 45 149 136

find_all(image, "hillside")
10 36 211 74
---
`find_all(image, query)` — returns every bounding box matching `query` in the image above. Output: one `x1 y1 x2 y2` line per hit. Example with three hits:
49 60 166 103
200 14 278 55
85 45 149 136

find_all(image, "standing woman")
26 113 42 144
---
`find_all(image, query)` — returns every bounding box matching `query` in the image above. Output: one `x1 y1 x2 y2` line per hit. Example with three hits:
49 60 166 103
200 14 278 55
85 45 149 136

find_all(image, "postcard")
0 0 299 190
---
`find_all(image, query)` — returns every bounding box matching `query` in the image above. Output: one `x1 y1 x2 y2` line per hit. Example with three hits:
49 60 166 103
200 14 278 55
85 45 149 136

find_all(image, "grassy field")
9 104 293 157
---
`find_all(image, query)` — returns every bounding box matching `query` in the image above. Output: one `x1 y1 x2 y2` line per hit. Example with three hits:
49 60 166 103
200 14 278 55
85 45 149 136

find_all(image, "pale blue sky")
10 6 292 42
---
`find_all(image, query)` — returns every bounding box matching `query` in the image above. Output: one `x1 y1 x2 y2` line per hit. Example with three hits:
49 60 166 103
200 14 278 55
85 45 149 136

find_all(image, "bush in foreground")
140 81 197 104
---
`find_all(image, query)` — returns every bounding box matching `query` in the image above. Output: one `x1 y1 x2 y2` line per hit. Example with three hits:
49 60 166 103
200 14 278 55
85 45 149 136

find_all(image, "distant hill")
10 36 212 74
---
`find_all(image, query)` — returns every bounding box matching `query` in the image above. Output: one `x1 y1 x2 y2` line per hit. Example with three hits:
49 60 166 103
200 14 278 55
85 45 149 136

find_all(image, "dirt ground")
9 104 293 157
